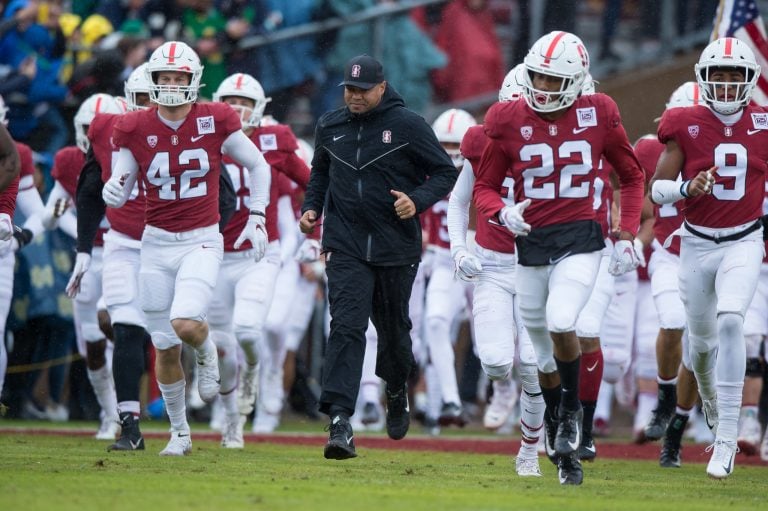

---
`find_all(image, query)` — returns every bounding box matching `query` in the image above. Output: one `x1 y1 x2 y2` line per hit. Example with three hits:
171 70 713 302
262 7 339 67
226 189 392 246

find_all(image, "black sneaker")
107 412 145 452
323 415 357 460
385 384 410 440
557 452 584 485
645 384 676 441
578 434 597 462
555 406 583 456
361 402 381 425
659 413 688 468
438 402 468 427
543 408 559 465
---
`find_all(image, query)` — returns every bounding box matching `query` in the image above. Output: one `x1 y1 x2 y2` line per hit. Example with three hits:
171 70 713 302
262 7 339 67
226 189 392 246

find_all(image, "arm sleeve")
301 123 330 215
222 129 271 212
603 121 644 236
406 117 459 213
473 138 512 221
108 147 139 208
277 195 300 263
57 209 78 240
75 148 106 254
0 125 19 194
17 183 46 237
447 161 475 257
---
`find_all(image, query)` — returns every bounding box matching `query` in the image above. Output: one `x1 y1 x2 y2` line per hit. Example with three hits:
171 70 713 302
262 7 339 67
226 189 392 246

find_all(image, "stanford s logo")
687 125 699 139
147 135 157 148
351 64 361 78
171 135 179 146
382 130 392 143
520 126 533 140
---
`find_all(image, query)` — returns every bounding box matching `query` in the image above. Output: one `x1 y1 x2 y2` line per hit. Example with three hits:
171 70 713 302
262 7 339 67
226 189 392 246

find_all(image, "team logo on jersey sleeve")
750 113 768 130
147 135 158 148
259 133 277 151
687 125 699 139
382 130 392 143
520 126 533 140
197 116 215 135
576 107 597 127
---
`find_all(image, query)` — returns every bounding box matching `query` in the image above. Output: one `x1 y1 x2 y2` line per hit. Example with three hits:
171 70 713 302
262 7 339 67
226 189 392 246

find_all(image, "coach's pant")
319 251 419 417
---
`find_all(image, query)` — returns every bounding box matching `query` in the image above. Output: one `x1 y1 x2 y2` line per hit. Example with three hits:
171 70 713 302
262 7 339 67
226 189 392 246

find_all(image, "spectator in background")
68 36 147 103
543 0 576 34
598 0 623 62
97 0 181 49
327 0 446 114
0 0 69 170
218 0 269 77
255 0 323 122
182 0 228 97
430 0 504 104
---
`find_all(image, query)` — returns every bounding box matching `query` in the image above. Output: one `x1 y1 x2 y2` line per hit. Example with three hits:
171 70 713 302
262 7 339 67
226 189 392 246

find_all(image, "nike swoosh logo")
191 135 205 142
345 435 353 445
177 433 190 438
548 251 572 265
333 135 345 142
723 455 733 474
573 127 589 134
201 244 215 249
584 444 596 453
586 361 599 372
129 439 141 449
747 129 762 135
567 423 581 451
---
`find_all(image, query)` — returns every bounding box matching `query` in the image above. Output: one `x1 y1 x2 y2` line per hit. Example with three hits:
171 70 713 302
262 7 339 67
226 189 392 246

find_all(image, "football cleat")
438 401 468 427
385 384 410 440
515 455 542 477
237 363 259 416
107 412 145 452
557 452 584 485
555 406 583 456
95 416 121 441
659 413 688 468
701 398 719 435
196 348 221 404
578 435 597 462
324 415 357 460
159 430 192 456
736 408 761 456
543 409 559 464
221 415 244 449
483 379 517 430
705 439 737 479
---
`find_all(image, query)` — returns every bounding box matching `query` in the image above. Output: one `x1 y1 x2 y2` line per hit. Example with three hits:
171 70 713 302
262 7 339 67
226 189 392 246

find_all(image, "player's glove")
499 199 532 236
0 213 12 241
102 174 128 207
66 252 91 298
295 238 322 263
453 249 483 281
608 239 639 276
234 211 267 262
633 238 646 268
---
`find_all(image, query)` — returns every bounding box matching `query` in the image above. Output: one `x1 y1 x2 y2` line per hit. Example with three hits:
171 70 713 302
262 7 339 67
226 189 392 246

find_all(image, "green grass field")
1 432 766 511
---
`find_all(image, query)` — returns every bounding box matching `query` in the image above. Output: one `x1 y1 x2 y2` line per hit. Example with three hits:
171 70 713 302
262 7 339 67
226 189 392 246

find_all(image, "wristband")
680 180 691 198
249 210 266 217
13 226 33 249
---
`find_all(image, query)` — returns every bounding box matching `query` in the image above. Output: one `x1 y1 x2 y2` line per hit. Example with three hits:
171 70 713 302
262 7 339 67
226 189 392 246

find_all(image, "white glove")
608 239 639 276
53 197 70 218
102 174 127 207
234 213 267 262
295 238 322 263
499 199 532 236
0 237 13 257
0 213 12 241
66 252 91 298
633 238 646 268
454 249 483 281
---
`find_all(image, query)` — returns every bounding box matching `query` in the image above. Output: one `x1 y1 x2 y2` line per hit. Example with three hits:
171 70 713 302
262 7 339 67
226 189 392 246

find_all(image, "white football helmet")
145 41 203 106
0 94 7 126
499 63 526 102
523 31 590 112
695 37 760 114
432 108 476 168
296 138 314 167
74 93 123 153
213 73 272 128
666 81 702 109
125 63 151 111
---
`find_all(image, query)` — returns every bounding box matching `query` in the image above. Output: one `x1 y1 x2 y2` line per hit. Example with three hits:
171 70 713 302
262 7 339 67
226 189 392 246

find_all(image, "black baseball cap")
339 54 385 90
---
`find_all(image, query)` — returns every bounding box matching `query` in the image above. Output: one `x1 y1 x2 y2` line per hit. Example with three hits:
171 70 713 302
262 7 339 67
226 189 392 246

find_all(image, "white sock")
158 379 188 432
87 365 118 420
635 392 656 431
716 381 743 443
195 336 216 359
117 401 141 417
220 387 238 417
594 382 614 421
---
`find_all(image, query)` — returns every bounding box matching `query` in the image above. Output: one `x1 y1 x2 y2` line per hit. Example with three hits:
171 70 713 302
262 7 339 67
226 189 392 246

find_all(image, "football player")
650 37 767 479
101 42 271 456
473 31 645 485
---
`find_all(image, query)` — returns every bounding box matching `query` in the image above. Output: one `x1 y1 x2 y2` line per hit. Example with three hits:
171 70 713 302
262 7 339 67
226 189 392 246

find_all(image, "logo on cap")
351 65 361 78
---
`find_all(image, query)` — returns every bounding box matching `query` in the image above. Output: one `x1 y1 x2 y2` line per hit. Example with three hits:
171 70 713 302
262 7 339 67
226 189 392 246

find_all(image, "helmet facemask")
696 64 757 114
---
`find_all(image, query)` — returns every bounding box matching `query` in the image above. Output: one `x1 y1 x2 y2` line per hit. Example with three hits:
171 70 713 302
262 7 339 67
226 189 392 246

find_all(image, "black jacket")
303 86 457 265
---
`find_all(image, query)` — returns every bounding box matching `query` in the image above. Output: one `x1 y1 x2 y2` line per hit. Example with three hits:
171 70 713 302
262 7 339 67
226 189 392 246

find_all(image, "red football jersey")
425 197 450 249
16 142 35 181
474 94 644 235
0 173 18 216
89 113 146 241
658 104 768 228
594 158 614 239
112 103 242 232
635 135 681 254
222 124 310 250
461 125 515 254
51 146 84 199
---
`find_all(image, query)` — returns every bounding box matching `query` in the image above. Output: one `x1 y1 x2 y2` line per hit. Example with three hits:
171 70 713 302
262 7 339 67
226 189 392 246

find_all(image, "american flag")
712 0 768 103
